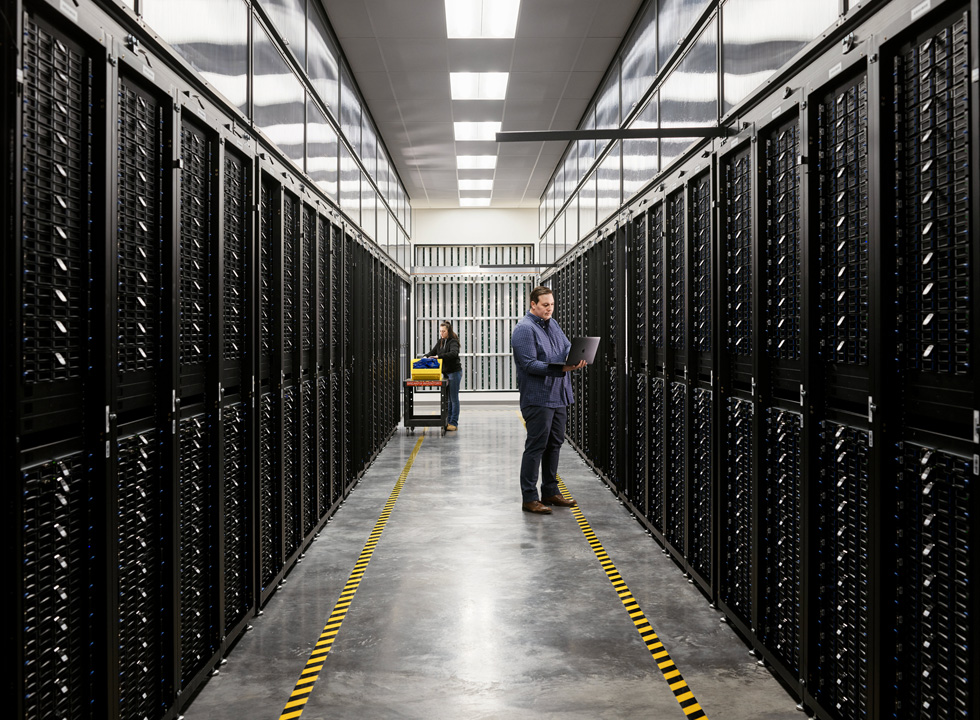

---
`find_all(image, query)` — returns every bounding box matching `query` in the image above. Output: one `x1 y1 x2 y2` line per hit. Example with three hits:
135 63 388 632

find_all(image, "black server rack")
544 3 979 720
6 1 408 718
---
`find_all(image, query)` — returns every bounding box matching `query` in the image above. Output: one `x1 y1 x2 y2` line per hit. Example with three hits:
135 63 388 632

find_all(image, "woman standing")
424 321 462 431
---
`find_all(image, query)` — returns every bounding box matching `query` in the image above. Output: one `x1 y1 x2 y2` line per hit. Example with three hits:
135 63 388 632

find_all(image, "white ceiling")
322 0 643 208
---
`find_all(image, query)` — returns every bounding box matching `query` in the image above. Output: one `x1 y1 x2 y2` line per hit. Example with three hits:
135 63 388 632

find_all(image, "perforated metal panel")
688 388 712 579
894 15 971 375
20 19 90 398
665 381 687 551
811 422 870 719
179 122 210 384
259 392 279 588
817 77 869 367
891 443 972 719
760 409 802 675
302 207 315 354
117 430 165 720
722 397 753 624
648 377 665 532
691 175 712 355
260 182 275 380
223 151 248 385
668 191 686 356
222 401 250 632
301 379 316 535
178 413 214 686
282 385 300 556
725 148 752 360
21 452 94 720
116 80 163 384
764 119 801 363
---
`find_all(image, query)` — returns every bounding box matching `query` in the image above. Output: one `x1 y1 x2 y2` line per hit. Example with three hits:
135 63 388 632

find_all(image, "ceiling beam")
495 126 737 142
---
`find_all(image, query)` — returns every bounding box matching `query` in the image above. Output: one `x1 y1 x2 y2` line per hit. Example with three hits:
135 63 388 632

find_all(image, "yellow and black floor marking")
555 476 709 719
514 410 707 717
277 433 426 720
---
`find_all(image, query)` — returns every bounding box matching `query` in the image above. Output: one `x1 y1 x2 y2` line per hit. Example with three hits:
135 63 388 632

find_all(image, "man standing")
512 286 587 514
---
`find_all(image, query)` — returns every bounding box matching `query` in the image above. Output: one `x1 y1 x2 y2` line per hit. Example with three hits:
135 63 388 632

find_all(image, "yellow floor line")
516 408 707 719
556 475 709 720
276 432 426 720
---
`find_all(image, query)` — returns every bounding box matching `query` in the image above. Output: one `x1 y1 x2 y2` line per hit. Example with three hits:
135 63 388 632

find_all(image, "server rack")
545 2 979 719
6 1 409 718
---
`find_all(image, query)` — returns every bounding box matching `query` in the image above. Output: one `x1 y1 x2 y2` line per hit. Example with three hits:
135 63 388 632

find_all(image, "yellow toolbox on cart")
410 357 442 380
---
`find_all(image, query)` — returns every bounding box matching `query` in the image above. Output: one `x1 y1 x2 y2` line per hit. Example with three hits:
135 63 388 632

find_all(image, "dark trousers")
519 405 567 502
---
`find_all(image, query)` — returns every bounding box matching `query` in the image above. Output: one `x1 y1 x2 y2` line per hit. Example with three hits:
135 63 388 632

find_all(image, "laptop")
548 336 601 370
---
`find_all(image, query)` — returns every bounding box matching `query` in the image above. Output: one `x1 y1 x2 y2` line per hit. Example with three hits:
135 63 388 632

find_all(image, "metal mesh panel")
223 152 248 371
260 182 275 378
811 422 870 719
688 388 712 578
301 380 316 535
282 385 300 555
222 401 250 631
21 452 93 720
891 442 972 719
817 77 870 366
20 20 90 389
179 122 210 381
691 175 712 354
317 376 331 514
317 216 330 355
665 381 686 550
178 414 213 685
668 192 686 353
894 15 971 374
117 430 165 720
648 377 665 532
759 409 802 674
725 148 752 358
722 397 753 623
764 119 802 362
302 208 315 353
116 79 163 380
259 392 279 588
283 195 298 357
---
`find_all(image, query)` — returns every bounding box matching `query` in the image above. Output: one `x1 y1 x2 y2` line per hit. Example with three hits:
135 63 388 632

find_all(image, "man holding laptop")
512 285 598 514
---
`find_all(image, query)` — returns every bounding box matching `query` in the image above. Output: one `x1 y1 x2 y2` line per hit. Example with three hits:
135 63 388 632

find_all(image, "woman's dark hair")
529 285 553 304
440 321 459 342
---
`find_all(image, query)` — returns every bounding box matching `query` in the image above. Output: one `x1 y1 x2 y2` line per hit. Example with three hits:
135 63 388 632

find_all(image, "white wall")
412 208 538 246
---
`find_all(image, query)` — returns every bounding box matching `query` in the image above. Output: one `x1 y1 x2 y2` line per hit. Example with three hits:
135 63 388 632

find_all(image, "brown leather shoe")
521 500 552 514
542 495 577 507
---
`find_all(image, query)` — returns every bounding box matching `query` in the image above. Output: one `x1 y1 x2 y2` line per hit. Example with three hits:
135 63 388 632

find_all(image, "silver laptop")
548 336 600 369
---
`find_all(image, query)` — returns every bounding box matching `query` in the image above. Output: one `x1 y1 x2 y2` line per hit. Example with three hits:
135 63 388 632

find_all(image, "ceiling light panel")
459 197 492 207
446 0 521 39
454 121 501 141
458 178 494 191
457 155 497 169
450 72 509 99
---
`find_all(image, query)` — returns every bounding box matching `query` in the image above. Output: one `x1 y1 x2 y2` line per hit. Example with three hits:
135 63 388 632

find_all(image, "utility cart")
403 379 448 435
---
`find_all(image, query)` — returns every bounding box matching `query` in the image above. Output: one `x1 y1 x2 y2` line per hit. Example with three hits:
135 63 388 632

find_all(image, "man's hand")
562 359 588 372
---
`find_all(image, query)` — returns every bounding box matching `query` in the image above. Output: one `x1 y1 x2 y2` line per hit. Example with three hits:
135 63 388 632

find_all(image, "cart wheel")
441 425 447 436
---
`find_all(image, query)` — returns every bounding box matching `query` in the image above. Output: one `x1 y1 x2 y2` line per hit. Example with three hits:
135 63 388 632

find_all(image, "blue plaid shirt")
512 311 574 409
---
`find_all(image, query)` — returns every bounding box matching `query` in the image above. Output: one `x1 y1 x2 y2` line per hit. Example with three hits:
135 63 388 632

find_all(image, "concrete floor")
183 407 801 720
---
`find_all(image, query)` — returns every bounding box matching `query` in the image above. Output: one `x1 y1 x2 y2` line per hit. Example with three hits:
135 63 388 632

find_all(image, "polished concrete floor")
183 407 801 720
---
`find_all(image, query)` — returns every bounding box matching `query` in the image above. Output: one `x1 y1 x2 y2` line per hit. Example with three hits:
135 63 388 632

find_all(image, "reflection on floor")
183 408 799 720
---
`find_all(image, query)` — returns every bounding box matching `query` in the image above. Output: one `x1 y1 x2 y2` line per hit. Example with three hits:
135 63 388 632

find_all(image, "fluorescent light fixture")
446 0 520 38
457 155 497 169
460 197 492 207
450 72 509 100
458 179 494 191
454 121 501 141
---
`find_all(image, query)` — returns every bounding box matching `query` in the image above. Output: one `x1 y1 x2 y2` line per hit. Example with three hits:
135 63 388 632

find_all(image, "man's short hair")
530 285 553 304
